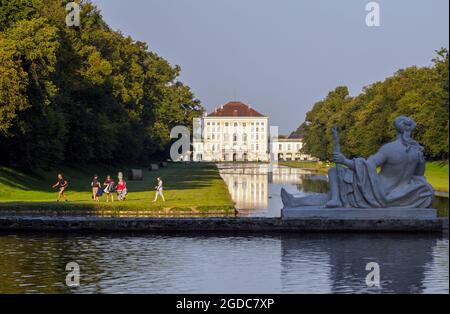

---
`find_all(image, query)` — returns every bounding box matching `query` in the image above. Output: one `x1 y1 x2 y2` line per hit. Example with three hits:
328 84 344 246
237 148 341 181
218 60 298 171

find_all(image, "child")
91 175 101 202
153 176 165 202
103 175 115 202
52 173 68 202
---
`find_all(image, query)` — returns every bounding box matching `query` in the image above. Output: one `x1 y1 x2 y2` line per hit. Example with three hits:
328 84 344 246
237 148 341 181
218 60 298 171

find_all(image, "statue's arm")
415 160 426 176
332 152 355 170
367 146 388 168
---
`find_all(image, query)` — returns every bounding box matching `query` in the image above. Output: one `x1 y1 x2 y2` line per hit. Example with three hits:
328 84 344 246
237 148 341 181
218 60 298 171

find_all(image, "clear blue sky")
91 0 448 134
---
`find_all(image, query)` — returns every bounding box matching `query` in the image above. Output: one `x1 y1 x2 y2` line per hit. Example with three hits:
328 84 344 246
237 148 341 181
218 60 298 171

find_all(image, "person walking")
103 175 115 202
116 172 127 201
153 176 165 202
91 174 101 202
52 173 68 202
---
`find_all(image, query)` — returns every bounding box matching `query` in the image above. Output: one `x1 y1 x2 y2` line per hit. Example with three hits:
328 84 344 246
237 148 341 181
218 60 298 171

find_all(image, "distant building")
273 134 315 161
193 101 315 162
193 101 269 162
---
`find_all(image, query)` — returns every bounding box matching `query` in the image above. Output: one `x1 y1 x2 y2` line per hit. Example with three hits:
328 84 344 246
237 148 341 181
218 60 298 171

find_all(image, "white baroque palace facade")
193 101 315 162
193 101 269 162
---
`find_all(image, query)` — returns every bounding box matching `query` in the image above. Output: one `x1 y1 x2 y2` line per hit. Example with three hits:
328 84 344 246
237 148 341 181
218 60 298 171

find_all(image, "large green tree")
293 49 449 161
0 0 203 168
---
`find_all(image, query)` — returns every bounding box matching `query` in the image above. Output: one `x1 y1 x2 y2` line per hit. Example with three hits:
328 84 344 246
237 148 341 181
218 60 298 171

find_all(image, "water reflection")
218 163 448 217
0 233 447 293
281 234 448 293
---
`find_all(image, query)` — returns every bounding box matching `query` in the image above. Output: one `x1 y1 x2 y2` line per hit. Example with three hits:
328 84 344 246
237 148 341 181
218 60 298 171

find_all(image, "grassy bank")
0 163 234 215
278 161 332 174
279 160 449 193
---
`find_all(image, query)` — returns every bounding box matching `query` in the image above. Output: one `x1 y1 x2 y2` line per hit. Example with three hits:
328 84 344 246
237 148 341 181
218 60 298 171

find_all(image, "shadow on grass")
0 163 224 194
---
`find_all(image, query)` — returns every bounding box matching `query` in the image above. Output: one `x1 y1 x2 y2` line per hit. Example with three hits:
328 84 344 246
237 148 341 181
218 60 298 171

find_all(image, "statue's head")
393 116 424 157
394 116 417 134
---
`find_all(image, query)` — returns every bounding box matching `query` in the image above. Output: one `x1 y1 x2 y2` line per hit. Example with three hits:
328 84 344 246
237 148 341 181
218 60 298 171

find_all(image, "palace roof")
208 101 266 117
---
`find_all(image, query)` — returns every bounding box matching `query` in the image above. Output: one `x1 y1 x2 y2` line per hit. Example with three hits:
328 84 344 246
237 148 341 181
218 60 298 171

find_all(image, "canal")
0 233 447 293
0 163 447 293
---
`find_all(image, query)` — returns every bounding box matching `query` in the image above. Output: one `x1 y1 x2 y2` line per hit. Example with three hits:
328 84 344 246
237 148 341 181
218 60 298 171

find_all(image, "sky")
91 0 449 134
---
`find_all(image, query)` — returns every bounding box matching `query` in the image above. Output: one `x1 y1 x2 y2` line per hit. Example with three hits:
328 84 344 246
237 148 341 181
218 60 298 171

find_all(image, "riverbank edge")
0 216 447 233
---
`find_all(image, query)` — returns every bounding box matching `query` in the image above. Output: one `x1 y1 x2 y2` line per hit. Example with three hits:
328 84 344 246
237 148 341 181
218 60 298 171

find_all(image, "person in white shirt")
153 177 165 202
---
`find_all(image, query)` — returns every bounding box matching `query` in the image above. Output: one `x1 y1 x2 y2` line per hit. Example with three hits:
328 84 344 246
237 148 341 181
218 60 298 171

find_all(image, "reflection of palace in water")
219 164 269 210
218 163 316 211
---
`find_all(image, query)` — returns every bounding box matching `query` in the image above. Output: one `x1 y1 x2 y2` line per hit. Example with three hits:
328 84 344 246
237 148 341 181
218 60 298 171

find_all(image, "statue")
281 116 435 209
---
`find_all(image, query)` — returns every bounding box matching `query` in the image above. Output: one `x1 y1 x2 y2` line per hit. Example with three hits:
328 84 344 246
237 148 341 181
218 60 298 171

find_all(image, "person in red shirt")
116 172 127 201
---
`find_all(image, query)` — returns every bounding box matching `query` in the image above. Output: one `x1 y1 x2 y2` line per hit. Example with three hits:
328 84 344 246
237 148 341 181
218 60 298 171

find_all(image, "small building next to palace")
193 101 314 162
273 133 313 161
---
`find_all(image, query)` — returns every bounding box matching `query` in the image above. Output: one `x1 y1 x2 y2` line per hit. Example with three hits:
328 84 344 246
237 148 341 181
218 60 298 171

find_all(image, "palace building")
193 101 315 162
193 101 269 162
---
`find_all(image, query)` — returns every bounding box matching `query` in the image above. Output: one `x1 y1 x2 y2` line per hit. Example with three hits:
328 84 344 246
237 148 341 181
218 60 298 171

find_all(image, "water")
217 163 449 217
0 163 448 294
0 233 447 293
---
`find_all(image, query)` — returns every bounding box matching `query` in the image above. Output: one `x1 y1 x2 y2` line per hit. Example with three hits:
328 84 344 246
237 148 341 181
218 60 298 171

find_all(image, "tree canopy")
0 0 203 168
292 49 449 161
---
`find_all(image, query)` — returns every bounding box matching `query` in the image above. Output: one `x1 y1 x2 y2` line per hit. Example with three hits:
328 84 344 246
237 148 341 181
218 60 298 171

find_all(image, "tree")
0 0 203 168
294 49 449 161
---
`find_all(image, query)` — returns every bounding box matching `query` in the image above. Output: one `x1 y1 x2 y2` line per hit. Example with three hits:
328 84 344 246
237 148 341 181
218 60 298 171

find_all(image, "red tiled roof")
208 101 265 117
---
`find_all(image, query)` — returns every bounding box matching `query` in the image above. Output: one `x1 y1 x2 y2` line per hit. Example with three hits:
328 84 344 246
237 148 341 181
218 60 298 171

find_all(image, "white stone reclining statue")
281 116 435 214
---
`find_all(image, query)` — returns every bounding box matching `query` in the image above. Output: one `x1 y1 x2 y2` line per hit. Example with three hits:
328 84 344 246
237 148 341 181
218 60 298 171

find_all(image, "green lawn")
279 160 449 193
423 161 449 193
0 163 234 215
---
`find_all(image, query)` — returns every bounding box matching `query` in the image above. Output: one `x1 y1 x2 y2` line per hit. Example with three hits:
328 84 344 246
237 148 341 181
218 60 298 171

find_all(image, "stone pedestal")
281 206 438 220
